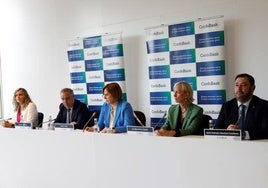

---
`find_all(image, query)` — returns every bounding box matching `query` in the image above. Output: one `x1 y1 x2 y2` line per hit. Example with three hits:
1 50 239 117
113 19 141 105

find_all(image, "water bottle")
93 118 98 132
48 115 54 130
209 119 214 129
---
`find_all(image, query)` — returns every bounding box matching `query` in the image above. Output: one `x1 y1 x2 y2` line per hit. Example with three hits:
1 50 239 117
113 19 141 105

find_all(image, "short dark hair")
235 73 255 86
60 88 74 95
103 82 122 101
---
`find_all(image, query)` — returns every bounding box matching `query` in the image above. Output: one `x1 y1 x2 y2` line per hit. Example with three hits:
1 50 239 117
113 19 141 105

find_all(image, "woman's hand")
3 121 14 128
84 126 94 132
155 129 176 136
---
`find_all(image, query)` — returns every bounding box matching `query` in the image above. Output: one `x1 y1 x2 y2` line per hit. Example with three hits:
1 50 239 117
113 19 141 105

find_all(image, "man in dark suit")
215 73 268 140
55 88 91 130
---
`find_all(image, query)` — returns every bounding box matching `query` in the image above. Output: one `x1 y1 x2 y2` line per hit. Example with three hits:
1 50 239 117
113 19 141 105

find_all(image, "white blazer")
11 102 38 128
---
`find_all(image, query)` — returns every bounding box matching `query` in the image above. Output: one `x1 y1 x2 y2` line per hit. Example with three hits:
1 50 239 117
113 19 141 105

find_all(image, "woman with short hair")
85 82 136 133
155 82 203 137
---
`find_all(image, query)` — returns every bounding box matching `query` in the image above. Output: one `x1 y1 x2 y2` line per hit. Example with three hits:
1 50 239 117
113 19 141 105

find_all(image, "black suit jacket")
55 99 91 129
215 95 268 140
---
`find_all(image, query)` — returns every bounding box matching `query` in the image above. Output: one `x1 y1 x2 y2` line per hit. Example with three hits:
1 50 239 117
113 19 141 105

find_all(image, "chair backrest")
133 111 146 126
196 114 212 135
37 112 44 128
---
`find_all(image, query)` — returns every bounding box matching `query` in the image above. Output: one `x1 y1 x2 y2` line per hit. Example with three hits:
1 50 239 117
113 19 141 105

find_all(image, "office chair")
133 111 146 126
196 114 212 135
37 112 44 128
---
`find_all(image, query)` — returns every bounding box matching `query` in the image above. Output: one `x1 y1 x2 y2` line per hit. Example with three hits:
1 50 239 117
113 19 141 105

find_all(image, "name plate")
15 122 32 129
54 123 74 131
204 129 241 141
127 126 154 136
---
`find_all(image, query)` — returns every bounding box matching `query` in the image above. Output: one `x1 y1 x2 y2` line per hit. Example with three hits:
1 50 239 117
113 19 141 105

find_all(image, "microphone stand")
154 113 167 130
82 112 96 132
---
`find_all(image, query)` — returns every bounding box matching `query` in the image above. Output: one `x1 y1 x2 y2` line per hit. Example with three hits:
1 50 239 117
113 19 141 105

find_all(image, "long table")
0 128 267 188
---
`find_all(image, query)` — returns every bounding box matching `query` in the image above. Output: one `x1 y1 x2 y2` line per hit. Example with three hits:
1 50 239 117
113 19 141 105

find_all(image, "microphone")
154 113 167 130
133 112 145 126
37 118 56 128
82 112 96 132
2 117 12 121
0 117 12 123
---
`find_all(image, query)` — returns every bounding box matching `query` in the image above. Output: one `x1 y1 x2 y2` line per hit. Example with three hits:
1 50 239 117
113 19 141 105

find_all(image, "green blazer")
162 103 203 136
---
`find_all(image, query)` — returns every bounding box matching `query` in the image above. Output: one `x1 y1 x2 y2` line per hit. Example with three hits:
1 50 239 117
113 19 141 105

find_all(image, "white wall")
0 0 268 124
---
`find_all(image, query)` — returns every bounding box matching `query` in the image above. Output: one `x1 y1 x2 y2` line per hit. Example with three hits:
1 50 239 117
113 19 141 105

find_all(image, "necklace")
181 108 187 114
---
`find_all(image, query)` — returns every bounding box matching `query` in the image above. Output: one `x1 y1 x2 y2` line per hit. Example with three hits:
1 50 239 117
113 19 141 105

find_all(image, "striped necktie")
238 104 246 132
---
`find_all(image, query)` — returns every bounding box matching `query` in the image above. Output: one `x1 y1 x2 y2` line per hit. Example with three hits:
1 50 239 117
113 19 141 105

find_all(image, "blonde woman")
155 82 203 137
3 88 38 128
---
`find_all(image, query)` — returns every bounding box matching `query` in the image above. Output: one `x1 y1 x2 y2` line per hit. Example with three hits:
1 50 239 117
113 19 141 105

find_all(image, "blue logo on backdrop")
169 22 195 38
87 82 104 94
195 31 224 48
170 49 196 64
146 39 169 54
151 117 167 128
171 77 197 91
196 61 225 76
150 92 171 105
68 50 84 62
85 59 103 71
197 90 226 104
75 94 88 104
83 36 102 48
149 65 170 79
70 72 86 84
88 105 102 112
104 69 125 82
102 44 123 58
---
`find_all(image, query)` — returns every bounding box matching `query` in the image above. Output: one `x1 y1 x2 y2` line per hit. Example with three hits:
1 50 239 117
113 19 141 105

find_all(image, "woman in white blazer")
3 88 38 128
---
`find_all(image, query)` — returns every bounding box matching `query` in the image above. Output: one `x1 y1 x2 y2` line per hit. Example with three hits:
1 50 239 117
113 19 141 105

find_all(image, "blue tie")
66 109 71 123
238 104 246 132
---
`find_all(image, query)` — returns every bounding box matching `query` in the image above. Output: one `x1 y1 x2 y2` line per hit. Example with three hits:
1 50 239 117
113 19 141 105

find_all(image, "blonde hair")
173 81 194 103
12 88 33 111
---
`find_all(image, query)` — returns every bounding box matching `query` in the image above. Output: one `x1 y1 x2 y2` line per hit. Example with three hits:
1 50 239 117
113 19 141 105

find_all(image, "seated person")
55 88 91 130
215 73 268 140
155 82 203 137
85 82 135 133
3 88 38 128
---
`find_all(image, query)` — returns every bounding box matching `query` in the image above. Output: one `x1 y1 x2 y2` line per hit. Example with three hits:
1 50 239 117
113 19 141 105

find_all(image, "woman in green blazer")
155 82 203 137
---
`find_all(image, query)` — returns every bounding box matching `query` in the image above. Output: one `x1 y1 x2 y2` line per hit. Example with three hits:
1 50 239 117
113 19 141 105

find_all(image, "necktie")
66 109 71 123
238 104 246 132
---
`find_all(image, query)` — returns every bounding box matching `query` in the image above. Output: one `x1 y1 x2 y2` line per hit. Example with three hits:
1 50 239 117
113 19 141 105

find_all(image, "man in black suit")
55 88 91 130
215 73 268 140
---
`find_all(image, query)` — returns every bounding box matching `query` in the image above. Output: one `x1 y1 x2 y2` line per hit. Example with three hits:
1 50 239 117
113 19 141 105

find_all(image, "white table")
0 128 267 188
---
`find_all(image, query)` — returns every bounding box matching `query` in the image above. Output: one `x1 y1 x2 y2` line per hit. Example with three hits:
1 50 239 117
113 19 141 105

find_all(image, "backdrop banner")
145 16 226 128
67 33 126 111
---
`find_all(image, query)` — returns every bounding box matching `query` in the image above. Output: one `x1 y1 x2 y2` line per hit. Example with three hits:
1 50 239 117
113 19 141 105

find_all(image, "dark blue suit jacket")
55 99 91 130
215 95 268 140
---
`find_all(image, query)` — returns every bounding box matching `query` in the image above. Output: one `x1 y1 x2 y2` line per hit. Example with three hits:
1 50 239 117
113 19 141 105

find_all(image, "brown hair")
103 82 122 101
